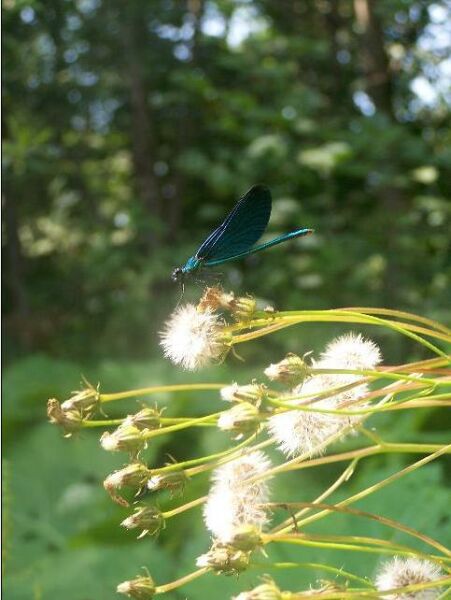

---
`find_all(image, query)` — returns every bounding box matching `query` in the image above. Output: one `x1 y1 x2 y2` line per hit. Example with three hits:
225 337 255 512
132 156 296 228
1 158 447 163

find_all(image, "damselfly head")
171 267 183 283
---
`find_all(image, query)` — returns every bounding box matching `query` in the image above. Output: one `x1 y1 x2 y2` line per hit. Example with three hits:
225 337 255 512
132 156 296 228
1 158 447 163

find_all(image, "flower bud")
232 295 257 321
117 574 156 599
226 525 262 552
47 399 82 436
60 385 99 415
121 505 164 538
146 470 187 497
122 407 161 431
264 353 311 386
100 424 147 456
217 402 261 439
104 463 152 506
220 382 266 406
233 579 283 600
196 544 250 574
197 286 235 312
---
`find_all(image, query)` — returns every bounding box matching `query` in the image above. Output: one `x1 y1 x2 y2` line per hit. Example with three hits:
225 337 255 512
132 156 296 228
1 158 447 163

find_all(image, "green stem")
251 561 371 587
99 383 225 403
155 567 208 594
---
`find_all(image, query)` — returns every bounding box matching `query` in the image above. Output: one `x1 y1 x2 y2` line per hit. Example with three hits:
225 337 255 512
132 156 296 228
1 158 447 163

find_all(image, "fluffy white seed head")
268 404 342 457
203 451 272 543
319 332 382 371
375 557 443 599
160 304 225 370
269 333 382 457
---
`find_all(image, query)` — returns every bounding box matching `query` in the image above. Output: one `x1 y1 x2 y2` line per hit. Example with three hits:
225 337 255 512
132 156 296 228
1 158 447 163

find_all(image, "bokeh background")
3 1 450 598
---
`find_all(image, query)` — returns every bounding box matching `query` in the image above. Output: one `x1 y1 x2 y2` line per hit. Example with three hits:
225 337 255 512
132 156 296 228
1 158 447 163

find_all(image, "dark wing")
196 185 272 261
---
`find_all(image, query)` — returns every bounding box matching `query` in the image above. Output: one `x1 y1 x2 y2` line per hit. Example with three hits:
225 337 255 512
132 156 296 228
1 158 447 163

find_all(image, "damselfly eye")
172 268 183 282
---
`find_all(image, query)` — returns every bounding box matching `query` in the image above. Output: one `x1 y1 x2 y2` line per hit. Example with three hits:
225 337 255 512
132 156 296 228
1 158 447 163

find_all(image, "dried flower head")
47 399 82 436
103 463 152 506
232 295 257 321
203 451 272 543
264 353 311 386
220 382 266 405
122 407 161 431
117 574 156 599
100 424 147 456
60 383 99 416
121 505 164 539
196 543 251 574
375 557 443 599
146 470 187 497
197 286 235 312
160 303 227 370
217 402 261 439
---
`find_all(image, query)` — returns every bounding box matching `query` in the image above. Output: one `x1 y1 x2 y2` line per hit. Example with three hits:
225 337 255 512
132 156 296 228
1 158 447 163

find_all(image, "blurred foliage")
3 0 450 361
2 0 450 598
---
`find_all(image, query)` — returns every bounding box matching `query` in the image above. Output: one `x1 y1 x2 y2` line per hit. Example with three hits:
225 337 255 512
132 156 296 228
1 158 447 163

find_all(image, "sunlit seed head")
160 303 226 370
268 406 343 457
203 451 272 543
319 333 382 371
375 557 443 599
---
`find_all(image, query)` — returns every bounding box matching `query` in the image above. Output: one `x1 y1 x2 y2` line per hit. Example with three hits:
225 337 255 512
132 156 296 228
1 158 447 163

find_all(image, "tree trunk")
353 0 393 116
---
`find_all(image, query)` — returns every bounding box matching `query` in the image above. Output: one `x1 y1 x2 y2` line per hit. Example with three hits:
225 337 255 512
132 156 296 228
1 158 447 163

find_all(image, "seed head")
375 557 443 599
160 303 227 370
203 451 272 543
319 332 381 371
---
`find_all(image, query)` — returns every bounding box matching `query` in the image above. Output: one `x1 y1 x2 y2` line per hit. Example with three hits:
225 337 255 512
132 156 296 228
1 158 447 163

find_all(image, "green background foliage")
3 0 450 597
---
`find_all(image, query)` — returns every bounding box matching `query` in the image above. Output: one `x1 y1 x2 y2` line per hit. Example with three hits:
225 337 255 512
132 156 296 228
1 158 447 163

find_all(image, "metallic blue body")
173 185 313 282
